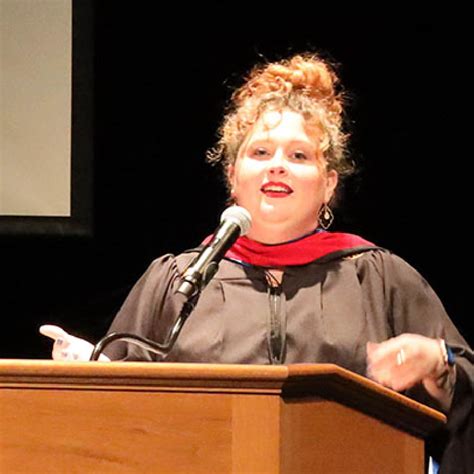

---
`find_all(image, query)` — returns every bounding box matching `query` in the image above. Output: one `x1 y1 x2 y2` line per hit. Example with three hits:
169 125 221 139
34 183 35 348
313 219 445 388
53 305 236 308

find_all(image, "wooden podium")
0 360 445 473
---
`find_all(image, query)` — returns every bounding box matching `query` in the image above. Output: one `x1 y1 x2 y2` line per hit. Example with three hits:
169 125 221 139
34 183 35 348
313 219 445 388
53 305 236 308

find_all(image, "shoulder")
323 248 431 292
145 252 196 273
348 249 446 311
131 253 190 287
342 248 423 276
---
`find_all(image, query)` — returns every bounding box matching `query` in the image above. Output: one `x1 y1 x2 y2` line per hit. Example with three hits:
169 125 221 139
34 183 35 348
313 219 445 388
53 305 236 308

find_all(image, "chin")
257 204 291 223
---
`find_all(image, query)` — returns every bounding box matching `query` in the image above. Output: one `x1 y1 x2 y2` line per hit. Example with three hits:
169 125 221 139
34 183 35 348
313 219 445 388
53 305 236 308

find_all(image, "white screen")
0 0 71 216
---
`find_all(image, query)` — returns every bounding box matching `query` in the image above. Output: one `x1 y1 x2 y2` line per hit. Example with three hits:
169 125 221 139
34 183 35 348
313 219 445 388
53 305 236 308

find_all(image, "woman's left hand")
366 334 448 393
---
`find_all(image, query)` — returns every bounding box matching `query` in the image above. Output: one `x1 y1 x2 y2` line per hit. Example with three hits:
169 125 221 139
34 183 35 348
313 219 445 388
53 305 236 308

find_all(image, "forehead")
247 110 316 143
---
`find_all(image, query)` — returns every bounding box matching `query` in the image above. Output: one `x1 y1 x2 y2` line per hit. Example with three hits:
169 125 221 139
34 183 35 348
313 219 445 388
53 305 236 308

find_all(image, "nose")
268 149 288 176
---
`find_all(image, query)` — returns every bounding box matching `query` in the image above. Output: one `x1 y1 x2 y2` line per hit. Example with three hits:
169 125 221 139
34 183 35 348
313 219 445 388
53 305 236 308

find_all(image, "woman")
42 54 473 472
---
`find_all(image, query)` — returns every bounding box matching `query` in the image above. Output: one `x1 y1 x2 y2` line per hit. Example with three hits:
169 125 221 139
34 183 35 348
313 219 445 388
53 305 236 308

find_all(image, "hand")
366 333 448 392
39 325 110 362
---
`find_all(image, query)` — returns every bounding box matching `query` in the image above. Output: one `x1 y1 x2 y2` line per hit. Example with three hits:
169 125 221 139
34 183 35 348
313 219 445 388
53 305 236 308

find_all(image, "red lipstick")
261 181 293 198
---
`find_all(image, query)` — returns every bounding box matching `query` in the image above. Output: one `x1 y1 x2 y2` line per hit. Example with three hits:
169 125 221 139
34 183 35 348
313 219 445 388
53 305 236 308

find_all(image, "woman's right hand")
39 325 110 362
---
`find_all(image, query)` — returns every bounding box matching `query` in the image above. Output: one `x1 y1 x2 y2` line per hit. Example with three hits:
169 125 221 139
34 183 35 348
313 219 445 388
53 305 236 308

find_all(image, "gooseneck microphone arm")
89 206 252 362
89 295 198 361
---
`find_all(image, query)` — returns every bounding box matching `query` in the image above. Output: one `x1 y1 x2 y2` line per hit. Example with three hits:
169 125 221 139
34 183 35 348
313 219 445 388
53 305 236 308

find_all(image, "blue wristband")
440 339 456 367
445 343 456 366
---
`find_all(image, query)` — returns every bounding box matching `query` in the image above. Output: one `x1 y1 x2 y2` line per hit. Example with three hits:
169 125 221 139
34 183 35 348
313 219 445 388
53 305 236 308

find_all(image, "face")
228 109 338 243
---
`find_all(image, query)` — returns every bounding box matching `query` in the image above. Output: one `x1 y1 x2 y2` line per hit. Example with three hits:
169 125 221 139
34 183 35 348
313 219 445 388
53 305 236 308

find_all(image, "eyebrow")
246 138 317 152
247 138 315 146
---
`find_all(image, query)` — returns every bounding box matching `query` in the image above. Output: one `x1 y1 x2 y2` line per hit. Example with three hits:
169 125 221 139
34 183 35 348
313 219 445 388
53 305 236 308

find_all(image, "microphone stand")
90 206 251 362
89 294 198 361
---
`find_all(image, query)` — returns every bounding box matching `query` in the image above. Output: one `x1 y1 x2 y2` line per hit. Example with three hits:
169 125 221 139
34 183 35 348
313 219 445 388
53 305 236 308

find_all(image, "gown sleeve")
377 252 473 473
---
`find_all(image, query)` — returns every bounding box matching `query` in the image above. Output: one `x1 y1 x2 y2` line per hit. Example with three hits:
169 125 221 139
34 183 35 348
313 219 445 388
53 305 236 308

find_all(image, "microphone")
177 206 252 299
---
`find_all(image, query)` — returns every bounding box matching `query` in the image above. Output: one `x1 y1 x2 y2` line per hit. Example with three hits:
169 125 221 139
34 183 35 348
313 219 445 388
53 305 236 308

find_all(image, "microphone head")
220 205 252 236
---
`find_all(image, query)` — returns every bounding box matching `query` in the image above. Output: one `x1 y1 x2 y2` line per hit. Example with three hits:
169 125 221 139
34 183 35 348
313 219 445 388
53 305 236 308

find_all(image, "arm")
40 253 192 362
363 252 472 407
363 252 473 471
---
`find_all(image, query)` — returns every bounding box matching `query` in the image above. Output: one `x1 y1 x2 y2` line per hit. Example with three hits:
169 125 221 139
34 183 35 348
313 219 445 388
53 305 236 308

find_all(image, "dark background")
1 5 472 358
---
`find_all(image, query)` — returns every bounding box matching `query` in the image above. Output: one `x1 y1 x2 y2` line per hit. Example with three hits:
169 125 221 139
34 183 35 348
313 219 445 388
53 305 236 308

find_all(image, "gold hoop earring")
318 203 334 230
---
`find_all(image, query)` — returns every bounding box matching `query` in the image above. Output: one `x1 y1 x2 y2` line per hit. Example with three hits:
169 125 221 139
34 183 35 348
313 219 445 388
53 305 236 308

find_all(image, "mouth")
260 182 293 198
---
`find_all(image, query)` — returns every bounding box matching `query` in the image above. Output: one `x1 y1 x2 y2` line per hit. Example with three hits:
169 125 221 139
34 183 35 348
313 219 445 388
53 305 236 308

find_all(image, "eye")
292 151 309 161
251 147 271 158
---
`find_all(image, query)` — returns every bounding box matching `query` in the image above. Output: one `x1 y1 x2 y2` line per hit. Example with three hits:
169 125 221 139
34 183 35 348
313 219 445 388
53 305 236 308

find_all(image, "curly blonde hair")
207 53 354 194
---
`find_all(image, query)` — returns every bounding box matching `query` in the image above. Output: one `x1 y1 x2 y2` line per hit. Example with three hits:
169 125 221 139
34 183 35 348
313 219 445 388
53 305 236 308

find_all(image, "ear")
324 170 338 203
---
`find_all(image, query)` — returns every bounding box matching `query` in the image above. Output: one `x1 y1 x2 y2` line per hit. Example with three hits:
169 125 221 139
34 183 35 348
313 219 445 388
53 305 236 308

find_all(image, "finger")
367 360 396 381
369 354 424 392
366 341 381 357
368 362 408 390
367 340 406 366
52 347 68 361
390 373 419 392
376 366 420 392
39 325 69 341
63 350 79 361
368 353 404 376
368 367 394 388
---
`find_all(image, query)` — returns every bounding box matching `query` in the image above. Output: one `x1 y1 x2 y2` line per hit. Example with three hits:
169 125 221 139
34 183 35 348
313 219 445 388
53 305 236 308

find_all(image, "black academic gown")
107 249 474 473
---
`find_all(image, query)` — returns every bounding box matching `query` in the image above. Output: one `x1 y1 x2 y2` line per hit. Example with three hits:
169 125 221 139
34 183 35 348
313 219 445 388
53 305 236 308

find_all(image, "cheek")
297 171 329 205
233 160 262 190
298 168 326 190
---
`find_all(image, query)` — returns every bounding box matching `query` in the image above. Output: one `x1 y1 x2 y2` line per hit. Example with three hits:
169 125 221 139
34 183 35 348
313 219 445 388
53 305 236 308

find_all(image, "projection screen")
0 0 92 236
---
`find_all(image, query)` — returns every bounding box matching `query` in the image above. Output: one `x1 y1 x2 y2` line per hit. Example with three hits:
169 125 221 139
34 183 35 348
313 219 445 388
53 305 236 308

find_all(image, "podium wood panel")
280 398 423 473
0 360 445 473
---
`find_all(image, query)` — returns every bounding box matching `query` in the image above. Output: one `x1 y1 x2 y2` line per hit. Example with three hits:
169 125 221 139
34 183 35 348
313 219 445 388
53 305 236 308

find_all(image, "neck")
246 221 320 245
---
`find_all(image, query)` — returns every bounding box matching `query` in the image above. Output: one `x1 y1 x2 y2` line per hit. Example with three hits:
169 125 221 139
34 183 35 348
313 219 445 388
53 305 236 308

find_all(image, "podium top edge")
0 359 446 433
